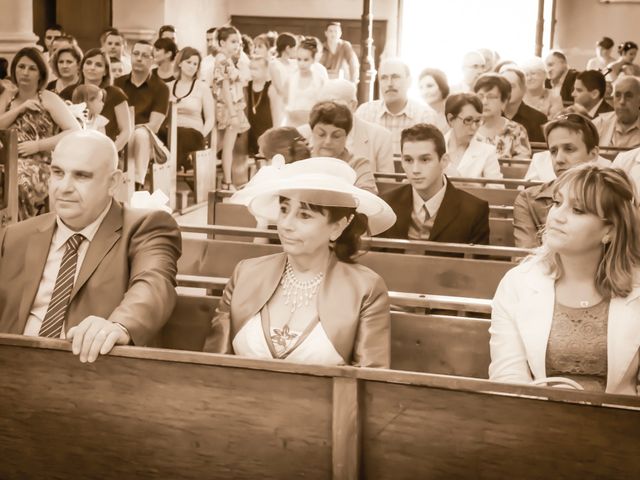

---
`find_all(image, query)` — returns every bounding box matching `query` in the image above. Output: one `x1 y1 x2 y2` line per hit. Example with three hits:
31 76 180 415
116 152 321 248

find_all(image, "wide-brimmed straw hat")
230 157 396 235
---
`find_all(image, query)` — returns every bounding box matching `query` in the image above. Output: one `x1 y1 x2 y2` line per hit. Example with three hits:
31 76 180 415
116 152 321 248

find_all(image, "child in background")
72 84 108 134
248 56 281 156
109 56 125 79
213 26 250 190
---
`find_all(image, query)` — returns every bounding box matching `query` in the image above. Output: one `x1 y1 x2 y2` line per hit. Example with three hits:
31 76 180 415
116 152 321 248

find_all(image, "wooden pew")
177 237 516 300
176 130 219 213
2 334 639 480
205 196 518 247
0 129 18 226
161 294 491 378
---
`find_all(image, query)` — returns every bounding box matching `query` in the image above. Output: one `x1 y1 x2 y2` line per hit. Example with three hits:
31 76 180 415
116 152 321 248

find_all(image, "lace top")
546 300 609 392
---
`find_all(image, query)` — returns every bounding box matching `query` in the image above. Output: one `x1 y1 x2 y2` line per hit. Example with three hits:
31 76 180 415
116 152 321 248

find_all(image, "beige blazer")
0 202 182 345
204 252 391 368
490 258 640 395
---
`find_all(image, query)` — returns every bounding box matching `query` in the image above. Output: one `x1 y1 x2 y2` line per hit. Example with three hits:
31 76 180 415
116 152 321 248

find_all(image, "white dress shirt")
23 202 112 338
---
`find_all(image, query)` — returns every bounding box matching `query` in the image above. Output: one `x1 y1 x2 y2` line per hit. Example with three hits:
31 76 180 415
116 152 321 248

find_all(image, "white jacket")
444 131 502 180
490 258 640 395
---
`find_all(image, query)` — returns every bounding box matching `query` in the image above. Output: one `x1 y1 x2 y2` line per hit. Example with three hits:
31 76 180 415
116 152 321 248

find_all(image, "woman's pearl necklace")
280 262 324 313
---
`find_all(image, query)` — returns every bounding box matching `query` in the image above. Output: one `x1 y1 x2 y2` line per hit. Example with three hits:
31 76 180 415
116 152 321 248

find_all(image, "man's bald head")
50 130 122 231
318 79 358 111
54 130 119 172
613 75 640 125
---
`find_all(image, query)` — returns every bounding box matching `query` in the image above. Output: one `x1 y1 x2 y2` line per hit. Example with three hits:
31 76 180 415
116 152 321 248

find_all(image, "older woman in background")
491 165 640 395
473 73 531 159
521 57 563 119
204 157 396 367
0 47 80 220
444 92 502 181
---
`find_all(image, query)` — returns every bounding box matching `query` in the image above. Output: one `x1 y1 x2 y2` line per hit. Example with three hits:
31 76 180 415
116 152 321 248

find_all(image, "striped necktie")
38 234 85 338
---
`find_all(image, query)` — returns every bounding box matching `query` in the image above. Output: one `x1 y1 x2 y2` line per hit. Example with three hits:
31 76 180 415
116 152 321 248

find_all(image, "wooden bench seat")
178 238 516 299
161 294 492 378
2 334 639 480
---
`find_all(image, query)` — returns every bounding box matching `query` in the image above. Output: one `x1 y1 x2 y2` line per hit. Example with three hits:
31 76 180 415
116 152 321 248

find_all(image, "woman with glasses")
473 73 531 159
491 165 640 395
443 92 502 181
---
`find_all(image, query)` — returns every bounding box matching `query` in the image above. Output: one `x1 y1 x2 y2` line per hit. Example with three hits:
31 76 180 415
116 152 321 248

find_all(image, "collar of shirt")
615 115 640 135
534 180 556 200
412 176 448 220
52 200 112 252
378 98 413 120
588 98 604 118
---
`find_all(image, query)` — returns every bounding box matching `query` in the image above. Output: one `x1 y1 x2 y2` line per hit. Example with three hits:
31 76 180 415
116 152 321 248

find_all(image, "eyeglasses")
455 116 482 127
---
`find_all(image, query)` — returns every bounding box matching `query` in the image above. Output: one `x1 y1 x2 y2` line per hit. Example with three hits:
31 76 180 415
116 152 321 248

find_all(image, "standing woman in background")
284 37 327 127
0 47 79 220
213 26 250 190
269 32 298 110
587 37 616 73
168 47 214 173
46 45 82 94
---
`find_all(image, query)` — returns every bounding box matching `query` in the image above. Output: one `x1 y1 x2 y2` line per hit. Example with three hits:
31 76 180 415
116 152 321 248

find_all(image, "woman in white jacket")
490 165 640 395
444 92 503 183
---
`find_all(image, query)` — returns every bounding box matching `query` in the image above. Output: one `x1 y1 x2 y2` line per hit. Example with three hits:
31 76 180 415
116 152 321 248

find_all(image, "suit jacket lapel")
17 216 57 330
429 181 460 241
69 202 123 302
607 289 640 391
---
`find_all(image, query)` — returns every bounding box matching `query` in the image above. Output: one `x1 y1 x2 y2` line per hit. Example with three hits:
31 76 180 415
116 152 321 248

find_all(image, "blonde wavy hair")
534 165 640 298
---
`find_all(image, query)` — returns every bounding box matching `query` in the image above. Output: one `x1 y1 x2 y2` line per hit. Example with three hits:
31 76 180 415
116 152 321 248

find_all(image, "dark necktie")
38 234 85 338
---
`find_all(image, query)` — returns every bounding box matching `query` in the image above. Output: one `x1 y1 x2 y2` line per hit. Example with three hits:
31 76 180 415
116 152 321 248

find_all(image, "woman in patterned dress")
0 47 79 221
473 73 531 159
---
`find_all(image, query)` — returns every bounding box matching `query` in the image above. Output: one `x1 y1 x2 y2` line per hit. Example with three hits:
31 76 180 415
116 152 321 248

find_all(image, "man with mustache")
355 58 438 156
0 130 181 363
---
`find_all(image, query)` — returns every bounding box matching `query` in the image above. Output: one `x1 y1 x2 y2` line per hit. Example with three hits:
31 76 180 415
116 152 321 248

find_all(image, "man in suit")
544 50 578 104
572 70 613 119
298 79 394 173
501 67 548 142
378 123 489 244
0 130 181 363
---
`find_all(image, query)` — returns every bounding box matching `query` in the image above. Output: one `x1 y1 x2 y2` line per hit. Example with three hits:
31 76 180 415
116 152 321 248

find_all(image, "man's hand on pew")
67 316 131 363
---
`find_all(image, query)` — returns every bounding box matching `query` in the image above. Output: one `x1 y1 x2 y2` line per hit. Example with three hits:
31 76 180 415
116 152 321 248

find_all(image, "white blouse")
232 314 345 365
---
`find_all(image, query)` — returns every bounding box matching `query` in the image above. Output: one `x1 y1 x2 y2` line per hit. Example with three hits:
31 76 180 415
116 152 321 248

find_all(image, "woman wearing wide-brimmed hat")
203 157 396 368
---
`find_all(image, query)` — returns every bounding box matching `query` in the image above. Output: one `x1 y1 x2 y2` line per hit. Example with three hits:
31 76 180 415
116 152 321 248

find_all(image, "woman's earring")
602 235 611 245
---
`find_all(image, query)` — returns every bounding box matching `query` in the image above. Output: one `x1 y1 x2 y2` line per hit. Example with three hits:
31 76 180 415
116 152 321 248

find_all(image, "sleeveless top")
10 92 58 163
247 80 273 155
286 69 324 113
232 306 345 365
545 300 609 392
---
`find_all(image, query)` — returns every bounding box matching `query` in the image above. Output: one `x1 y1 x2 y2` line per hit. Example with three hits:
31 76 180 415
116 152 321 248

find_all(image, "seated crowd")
1 22 640 396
